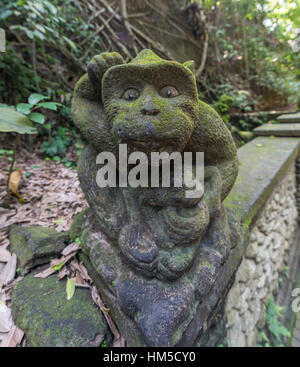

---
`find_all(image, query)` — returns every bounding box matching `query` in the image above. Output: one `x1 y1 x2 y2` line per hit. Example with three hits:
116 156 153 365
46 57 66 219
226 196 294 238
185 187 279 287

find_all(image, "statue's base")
71 208 243 347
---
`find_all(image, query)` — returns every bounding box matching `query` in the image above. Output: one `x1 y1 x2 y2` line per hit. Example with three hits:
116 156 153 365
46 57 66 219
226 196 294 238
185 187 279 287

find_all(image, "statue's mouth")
130 139 164 152
124 138 170 153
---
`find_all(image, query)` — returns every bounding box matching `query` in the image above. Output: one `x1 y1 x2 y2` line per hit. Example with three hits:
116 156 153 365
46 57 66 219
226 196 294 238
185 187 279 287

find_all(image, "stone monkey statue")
72 50 238 346
72 49 238 279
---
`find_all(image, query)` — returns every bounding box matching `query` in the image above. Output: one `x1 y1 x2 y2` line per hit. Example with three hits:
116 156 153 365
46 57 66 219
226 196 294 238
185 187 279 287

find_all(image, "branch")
195 27 209 78
120 0 138 53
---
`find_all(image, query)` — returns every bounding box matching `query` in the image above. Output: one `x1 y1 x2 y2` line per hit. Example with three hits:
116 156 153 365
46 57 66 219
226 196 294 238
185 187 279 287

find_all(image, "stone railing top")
224 136 300 228
254 123 300 137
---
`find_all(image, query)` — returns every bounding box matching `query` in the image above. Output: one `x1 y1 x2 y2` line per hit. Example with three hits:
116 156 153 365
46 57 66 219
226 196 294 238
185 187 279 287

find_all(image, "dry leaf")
2 276 23 293
0 248 11 263
57 266 69 280
9 170 22 198
91 286 120 340
61 242 80 256
0 170 8 181
1 325 24 347
0 303 13 333
0 254 17 287
112 336 126 347
34 252 76 279
74 269 86 286
72 261 92 283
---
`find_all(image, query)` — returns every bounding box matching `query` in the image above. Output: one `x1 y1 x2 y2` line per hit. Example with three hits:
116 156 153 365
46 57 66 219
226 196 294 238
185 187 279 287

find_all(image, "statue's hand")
87 52 124 95
139 187 202 208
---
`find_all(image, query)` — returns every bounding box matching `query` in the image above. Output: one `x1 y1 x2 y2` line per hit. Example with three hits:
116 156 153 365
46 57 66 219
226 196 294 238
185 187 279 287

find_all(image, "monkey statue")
71 49 238 346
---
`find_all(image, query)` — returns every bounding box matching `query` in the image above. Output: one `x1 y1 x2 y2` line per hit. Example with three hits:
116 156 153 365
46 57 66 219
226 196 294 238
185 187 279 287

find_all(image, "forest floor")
0 143 87 346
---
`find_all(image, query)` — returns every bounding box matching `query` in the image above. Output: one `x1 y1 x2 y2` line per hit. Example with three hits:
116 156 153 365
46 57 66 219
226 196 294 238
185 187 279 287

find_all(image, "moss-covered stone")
254 123 300 137
11 274 108 347
70 49 240 346
9 225 69 275
69 209 89 241
224 136 300 228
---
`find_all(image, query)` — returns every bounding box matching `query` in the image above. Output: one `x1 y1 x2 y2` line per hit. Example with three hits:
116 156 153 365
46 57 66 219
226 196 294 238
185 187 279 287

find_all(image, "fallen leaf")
1 325 24 347
51 262 65 272
91 286 120 340
2 276 23 293
34 252 76 279
69 260 92 283
0 254 17 287
57 266 69 280
74 269 86 286
61 242 80 256
0 247 11 263
66 277 75 301
0 170 8 181
112 336 126 347
9 170 22 198
0 303 13 333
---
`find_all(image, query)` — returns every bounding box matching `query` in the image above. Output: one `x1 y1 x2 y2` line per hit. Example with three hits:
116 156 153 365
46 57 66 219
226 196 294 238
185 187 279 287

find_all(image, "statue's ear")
183 60 195 74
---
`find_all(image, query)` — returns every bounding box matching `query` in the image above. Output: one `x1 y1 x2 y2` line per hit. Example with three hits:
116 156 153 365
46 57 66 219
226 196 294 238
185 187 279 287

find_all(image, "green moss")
69 209 89 241
11 274 108 347
9 225 69 275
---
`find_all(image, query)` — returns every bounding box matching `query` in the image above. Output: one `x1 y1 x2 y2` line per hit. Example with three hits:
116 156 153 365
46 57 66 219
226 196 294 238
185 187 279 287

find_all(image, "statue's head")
73 50 204 160
101 50 199 156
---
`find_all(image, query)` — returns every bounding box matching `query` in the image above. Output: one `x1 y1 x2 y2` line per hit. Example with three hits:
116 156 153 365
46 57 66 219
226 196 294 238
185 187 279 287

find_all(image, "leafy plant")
264 296 290 346
212 94 234 123
41 125 83 169
16 93 62 126
0 105 37 205
100 340 107 347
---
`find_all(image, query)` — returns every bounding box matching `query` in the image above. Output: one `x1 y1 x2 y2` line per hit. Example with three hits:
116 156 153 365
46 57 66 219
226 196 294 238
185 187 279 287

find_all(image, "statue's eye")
159 86 179 98
122 88 140 101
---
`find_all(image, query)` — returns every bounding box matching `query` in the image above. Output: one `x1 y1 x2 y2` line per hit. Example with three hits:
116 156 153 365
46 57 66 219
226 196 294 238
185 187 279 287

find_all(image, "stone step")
277 112 300 123
253 123 300 137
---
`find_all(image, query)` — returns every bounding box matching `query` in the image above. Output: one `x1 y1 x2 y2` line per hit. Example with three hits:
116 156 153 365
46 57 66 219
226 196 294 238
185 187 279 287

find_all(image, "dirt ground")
0 144 87 346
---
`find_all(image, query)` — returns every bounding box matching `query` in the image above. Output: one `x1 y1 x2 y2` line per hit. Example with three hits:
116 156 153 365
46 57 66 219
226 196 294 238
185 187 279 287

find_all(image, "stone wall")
225 165 298 347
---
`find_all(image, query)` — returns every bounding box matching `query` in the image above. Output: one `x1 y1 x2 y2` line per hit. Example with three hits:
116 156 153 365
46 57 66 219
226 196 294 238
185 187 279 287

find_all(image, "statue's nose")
141 97 159 116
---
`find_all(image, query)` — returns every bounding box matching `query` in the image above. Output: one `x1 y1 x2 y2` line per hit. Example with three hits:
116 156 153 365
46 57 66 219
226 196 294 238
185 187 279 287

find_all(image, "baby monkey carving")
72 50 238 346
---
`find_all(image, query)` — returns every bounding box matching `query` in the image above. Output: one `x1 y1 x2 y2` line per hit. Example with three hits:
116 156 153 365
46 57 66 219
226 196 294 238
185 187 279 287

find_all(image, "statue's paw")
140 187 201 208
88 52 124 87
119 225 159 273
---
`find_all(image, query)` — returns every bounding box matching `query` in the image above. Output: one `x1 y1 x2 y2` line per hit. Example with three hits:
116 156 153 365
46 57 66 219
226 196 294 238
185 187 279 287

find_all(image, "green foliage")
199 0 300 110
0 107 37 134
0 0 107 104
213 83 254 113
100 340 107 347
1 0 299 132
263 296 291 346
282 266 290 279
41 126 71 157
41 126 83 165
6 93 63 131
212 94 234 123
